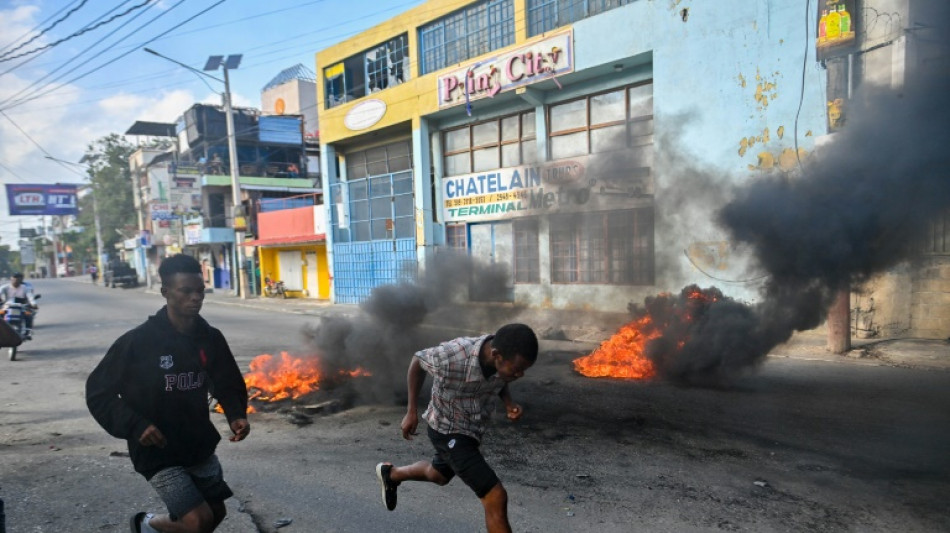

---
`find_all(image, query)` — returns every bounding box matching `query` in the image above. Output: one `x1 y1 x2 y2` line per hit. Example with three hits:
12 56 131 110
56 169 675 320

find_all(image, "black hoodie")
86 307 248 479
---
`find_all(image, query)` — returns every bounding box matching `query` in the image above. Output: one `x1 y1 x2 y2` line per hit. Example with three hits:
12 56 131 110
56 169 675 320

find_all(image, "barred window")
334 140 414 243
419 0 515 75
550 208 653 284
325 33 410 109
444 111 537 176
527 0 637 37
514 218 540 283
549 82 653 164
446 224 468 249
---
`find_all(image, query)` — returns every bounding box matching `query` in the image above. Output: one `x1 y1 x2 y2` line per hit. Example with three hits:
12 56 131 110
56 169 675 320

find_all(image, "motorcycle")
263 276 287 298
1 294 40 361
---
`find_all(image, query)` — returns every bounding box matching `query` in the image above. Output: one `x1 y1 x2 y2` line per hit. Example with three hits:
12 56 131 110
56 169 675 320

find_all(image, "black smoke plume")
301 252 516 404
645 33 950 383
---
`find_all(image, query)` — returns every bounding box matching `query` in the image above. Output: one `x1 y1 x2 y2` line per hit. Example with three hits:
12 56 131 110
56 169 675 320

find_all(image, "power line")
0 0 163 107
0 110 87 178
0 0 83 54
0 0 218 111
0 0 154 64
0 0 89 58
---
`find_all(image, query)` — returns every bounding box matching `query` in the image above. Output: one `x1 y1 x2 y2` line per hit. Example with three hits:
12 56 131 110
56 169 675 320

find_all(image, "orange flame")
242 351 372 403
573 287 721 380
573 316 660 379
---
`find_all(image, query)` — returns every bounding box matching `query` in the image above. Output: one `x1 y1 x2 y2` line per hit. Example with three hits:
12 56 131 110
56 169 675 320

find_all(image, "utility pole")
220 63 246 298
144 49 246 297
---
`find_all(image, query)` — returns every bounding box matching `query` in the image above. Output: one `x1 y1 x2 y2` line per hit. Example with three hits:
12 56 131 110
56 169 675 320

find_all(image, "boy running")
376 323 538 533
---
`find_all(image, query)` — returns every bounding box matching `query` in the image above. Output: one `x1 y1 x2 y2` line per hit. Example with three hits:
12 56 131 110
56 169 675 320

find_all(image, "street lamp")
143 49 246 297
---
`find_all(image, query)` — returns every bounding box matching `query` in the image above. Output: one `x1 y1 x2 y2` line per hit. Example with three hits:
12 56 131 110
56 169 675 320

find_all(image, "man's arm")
400 356 427 440
85 335 152 441
208 331 249 425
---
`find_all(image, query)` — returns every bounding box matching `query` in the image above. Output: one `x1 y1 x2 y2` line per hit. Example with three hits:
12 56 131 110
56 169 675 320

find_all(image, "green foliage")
67 134 137 265
0 243 19 277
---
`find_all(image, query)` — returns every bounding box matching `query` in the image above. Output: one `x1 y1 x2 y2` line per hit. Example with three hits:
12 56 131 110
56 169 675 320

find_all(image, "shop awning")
240 234 326 247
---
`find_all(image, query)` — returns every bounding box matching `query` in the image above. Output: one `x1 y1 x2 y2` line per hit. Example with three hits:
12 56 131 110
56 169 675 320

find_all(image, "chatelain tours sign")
437 30 573 109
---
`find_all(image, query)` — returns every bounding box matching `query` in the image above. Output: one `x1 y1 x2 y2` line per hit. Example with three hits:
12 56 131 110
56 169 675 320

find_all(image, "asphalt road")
1 279 949 532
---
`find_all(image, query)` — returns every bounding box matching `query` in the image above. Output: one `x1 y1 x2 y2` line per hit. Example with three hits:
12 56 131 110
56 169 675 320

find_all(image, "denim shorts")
148 454 233 519
428 426 500 498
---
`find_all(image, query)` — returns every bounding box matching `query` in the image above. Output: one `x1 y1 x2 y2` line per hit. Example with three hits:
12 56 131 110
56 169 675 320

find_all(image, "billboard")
5 184 79 216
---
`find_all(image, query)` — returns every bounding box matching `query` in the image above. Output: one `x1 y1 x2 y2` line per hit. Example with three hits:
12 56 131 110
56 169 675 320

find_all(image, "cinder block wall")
910 256 950 339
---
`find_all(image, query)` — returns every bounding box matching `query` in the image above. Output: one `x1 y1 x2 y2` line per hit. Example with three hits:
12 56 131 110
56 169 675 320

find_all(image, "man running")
86 254 249 533
376 323 538 533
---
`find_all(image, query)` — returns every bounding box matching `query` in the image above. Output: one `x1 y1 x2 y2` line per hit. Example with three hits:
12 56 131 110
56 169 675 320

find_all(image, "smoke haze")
646 58 950 382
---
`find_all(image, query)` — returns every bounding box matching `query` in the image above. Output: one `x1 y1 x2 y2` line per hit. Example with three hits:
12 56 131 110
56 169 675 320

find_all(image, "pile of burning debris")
214 351 372 425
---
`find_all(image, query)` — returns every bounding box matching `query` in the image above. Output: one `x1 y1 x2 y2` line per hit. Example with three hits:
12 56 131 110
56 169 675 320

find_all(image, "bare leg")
147 501 217 533
480 483 511 533
389 461 449 485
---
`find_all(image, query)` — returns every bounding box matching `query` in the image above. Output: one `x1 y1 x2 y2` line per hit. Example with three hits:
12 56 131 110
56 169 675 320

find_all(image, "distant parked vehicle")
103 260 138 288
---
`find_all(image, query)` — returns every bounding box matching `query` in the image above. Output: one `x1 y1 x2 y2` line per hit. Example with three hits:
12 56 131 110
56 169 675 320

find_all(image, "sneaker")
130 512 146 533
375 462 399 511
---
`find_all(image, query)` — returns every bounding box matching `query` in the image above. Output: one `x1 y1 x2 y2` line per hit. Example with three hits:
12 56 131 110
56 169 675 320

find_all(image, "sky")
0 0 425 250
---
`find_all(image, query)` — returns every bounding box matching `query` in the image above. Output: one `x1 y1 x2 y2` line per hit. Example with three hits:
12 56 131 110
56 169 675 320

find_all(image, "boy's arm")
499 383 523 420
401 357 427 440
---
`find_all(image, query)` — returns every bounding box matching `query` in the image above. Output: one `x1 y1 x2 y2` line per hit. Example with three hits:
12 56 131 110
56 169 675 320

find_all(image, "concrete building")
316 0 830 308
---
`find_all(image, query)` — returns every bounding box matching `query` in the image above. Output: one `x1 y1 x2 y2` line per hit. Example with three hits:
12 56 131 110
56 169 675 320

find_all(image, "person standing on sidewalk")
86 254 250 533
376 323 538 533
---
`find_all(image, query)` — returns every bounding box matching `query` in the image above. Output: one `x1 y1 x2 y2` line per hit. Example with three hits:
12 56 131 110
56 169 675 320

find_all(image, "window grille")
332 141 414 243
527 0 637 36
419 0 515 75
443 111 537 176
548 82 653 162
550 208 653 284
446 224 468 249
514 218 540 283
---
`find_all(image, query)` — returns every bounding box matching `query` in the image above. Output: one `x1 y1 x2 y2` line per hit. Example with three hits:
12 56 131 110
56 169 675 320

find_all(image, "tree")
62 134 137 267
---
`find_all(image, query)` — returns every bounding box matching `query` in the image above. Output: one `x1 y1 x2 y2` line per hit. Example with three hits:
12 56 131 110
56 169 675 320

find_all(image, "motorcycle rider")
0 273 38 340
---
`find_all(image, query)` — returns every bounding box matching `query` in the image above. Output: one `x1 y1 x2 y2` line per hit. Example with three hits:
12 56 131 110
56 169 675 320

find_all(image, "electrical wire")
0 0 83 54
0 0 165 108
0 0 90 60
793 0 810 174
0 110 87 178
0 0 154 64
0 0 229 112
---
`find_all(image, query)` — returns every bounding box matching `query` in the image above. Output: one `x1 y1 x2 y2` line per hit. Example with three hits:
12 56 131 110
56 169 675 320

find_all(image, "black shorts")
428 426 500 498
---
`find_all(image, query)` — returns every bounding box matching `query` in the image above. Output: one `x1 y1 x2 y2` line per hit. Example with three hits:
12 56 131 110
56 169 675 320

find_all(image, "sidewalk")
197 287 950 372
73 275 950 371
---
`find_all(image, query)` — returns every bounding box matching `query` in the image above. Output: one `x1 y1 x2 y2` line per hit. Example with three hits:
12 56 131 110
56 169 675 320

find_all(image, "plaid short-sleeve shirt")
415 334 504 441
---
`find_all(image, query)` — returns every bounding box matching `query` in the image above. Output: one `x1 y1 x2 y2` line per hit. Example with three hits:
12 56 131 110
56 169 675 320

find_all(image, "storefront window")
443 111 537 176
550 208 653 285
548 81 654 159
420 0 515 74
514 219 540 283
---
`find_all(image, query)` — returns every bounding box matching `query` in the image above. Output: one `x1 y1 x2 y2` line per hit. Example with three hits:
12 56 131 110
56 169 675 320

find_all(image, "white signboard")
437 30 573 109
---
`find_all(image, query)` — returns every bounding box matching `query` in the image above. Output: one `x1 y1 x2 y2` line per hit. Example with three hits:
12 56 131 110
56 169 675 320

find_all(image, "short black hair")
158 254 202 285
12 272 23 279
492 323 539 363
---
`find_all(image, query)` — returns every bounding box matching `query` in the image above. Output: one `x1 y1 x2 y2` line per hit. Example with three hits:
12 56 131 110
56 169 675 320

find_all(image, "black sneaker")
376 462 399 511
130 512 146 533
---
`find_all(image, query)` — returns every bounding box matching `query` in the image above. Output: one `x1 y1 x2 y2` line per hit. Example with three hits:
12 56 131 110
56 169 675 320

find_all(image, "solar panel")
203 55 224 71
224 54 243 70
